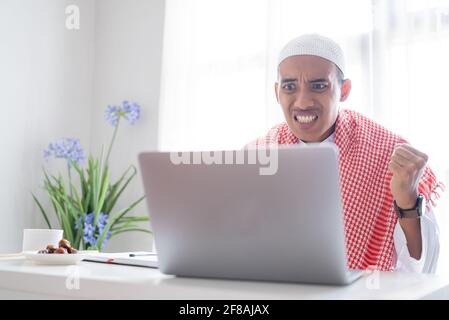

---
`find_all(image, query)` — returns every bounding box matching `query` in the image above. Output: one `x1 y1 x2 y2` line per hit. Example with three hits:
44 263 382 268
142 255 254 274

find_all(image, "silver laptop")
138 144 363 285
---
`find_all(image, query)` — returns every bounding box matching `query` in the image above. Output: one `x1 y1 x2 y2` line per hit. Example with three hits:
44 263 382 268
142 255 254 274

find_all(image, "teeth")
295 115 317 123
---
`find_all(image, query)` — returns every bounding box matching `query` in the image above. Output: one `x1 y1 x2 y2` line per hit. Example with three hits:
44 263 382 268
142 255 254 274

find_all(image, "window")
159 0 372 150
160 0 449 272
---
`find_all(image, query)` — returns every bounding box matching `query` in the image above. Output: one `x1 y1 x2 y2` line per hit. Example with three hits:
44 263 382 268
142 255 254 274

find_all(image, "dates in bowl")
25 239 88 265
38 239 78 254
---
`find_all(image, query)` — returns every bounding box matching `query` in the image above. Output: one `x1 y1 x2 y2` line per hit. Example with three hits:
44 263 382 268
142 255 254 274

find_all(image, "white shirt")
301 133 440 273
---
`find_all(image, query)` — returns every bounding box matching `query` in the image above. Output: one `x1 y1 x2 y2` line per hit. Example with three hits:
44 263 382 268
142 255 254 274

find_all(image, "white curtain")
370 0 449 273
159 0 449 272
159 0 373 151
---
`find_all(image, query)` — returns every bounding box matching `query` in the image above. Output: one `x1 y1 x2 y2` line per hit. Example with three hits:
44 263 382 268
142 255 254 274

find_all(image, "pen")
129 253 157 257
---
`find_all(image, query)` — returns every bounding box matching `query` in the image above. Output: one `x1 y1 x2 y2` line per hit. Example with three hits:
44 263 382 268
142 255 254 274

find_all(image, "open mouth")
293 114 318 125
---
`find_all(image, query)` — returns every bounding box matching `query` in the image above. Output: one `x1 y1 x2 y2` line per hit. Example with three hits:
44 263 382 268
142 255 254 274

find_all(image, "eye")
310 82 328 91
281 83 296 92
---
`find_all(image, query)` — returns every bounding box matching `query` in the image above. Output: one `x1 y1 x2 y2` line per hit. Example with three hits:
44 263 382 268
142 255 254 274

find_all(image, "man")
247 34 444 272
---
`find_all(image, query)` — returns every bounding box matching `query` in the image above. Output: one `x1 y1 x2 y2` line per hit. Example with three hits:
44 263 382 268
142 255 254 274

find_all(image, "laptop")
138 144 363 285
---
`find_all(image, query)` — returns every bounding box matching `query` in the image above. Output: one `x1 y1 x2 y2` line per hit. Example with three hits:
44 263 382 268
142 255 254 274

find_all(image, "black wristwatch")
393 194 425 219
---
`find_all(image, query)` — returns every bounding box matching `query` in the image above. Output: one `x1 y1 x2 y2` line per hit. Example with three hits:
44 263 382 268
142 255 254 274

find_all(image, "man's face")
275 55 350 143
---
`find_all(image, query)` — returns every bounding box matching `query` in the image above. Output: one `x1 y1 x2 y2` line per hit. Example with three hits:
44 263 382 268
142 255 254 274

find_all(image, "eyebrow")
280 78 329 85
309 78 329 83
280 78 297 84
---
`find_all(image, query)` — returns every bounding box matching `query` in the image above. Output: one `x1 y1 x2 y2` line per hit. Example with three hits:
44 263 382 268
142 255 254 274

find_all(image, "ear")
275 82 280 103
340 79 352 102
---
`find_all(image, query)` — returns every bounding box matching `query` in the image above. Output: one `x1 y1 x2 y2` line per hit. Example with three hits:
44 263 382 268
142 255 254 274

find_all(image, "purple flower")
44 138 85 166
105 105 121 127
122 100 141 125
81 212 111 249
104 100 141 127
83 223 96 247
97 214 111 248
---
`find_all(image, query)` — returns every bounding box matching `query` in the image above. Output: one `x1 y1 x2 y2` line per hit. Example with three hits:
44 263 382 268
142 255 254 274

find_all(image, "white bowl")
24 251 88 265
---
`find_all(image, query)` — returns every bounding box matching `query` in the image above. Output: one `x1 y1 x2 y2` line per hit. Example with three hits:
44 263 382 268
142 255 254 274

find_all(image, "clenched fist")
388 144 428 209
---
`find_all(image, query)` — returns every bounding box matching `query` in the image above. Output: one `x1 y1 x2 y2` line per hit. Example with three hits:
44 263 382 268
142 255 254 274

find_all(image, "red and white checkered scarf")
248 109 444 271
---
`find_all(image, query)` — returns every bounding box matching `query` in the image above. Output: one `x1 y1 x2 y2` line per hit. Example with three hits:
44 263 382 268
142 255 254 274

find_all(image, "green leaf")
103 165 136 214
60 189 80 221
42 170 58 193
88 156 101 224
43 177 74 242
96 195 146 249
42 172 63 227
73 161 88 201
74 225 83 250
95 164 110 219
111 223 138 232
48 193 74 243
110 196 146 228
112 215 150 225
110 215 149 232
70 182 84 214
90 157 99 214
111 228 152 237
54 178 80 238
31 193 52 229
99 144 106 178
86 156 95 211
83 187 92 215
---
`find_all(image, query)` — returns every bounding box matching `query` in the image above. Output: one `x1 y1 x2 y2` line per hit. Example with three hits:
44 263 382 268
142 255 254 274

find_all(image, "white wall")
0 0 96 252
0 0 165 253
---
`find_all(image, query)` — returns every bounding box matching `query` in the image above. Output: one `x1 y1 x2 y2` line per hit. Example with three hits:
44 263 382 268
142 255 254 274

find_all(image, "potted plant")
32 101 150 250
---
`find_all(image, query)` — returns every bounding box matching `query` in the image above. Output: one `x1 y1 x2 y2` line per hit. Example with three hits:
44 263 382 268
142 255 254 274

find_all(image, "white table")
1 257 449 299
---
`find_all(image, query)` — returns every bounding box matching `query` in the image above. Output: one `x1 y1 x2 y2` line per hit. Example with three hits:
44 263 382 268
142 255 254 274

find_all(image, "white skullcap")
278 34 346 76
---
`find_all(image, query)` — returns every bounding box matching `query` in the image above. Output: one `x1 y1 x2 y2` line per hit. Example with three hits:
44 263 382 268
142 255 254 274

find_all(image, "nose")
294 88 314 109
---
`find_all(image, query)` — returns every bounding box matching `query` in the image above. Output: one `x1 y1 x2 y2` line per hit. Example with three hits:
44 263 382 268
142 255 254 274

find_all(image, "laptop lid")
138 144 359 285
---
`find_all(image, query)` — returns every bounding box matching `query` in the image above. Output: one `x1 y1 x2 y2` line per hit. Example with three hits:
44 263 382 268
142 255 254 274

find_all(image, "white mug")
22 229 63 252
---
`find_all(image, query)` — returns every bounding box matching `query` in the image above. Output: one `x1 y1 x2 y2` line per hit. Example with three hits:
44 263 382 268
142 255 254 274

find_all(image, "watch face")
417 194 425 216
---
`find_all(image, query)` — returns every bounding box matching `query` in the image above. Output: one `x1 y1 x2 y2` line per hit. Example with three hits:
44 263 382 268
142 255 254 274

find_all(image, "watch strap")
393 195 424 219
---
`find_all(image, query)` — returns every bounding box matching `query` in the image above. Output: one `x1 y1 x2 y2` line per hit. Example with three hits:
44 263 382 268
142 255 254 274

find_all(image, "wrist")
394 191 419 209
394 194 425 219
